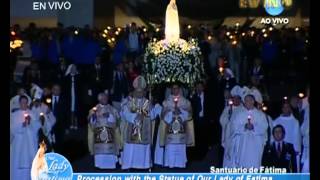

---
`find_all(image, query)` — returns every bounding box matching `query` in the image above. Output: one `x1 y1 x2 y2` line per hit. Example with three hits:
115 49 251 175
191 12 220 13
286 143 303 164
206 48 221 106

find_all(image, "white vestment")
229 108 268 168
300 105 309 173
162 95 191 168
220 105 245 167
88 104 120 169
31 104 56 145
10 110 40 180
121 98 155 169
151 104 164 166
91 113 118 169
273 114 301 153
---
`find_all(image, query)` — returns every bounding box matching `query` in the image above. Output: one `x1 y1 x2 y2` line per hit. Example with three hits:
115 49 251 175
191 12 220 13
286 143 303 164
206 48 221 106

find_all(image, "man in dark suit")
111 62 129 111
262 125 297 172
50 84 68 153
189 81 210 160
86 56 111 98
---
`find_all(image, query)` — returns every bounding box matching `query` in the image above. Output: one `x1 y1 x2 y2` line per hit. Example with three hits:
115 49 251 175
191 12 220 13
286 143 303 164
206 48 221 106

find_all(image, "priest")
11 95 40 180
120 76 155 170
273 102 301 171
87 92 120 169
30 88 56 152
159 83 195 168
220 85 245 167
229 93 268 168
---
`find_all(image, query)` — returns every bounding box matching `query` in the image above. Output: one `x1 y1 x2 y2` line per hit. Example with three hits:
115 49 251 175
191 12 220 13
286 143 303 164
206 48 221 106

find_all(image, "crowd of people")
10 21 309 179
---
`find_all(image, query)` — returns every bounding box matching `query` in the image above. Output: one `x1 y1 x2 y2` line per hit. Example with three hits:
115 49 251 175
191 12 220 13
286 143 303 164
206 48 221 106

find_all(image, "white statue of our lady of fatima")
165 0 180 42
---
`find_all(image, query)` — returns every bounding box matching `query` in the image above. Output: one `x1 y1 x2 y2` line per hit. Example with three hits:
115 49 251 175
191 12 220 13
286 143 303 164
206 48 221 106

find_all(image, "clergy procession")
10 0 309 179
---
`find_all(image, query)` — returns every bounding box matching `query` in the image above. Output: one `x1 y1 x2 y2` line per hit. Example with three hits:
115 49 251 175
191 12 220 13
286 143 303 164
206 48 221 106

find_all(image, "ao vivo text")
33 1 71 10
260 17 289 25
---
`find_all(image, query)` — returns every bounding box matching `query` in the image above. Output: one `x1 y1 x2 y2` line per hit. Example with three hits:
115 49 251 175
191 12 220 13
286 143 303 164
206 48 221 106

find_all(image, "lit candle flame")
283 96 288 100
40 112 44 116
74 30 78 35
11 31 16 36
219 67 224 73
104 29 108 34
24 113 29 118
229 100 233 106
46 98 52 104
262 106 267 111
298 93 304 98
93 107 97 112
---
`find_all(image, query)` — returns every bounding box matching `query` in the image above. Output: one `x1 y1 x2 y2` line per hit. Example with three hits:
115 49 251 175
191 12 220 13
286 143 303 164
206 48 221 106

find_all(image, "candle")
74 30 78 35
247 114 252 124
298 93 304 98
269 27 273 31
262 106 268 112
11 31 16 36
232 40 237 45
104 29 108 34
262 29 266 33
40 112 44 116
102 34 107 38
24 113 29 118
46 98 52 104
219 67 224 73
283 96 288 100
93 107 97 112
187 25 192 29
226 32 231 36
207 36 212 40
143 28 147 32
228 100 233 106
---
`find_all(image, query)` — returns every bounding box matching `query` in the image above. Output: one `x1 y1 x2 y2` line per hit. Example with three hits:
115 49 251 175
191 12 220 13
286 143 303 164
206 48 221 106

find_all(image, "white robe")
273 114 301 153
229 108 268 168
31 104 56 145
220 105 245 167
220 105 244 148
90 113 118 169
121 98 155 169
163 110 189 168
300 105 309 173
11 110 40 180
151 104 164 166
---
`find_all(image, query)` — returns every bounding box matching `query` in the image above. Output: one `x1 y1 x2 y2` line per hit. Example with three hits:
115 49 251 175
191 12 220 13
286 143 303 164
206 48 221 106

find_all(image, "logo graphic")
31 151 73 180
264 0 284 16
45 153 73 179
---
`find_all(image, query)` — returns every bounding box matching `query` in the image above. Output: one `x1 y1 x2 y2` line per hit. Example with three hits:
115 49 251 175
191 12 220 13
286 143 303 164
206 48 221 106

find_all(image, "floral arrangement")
143 38 204 87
